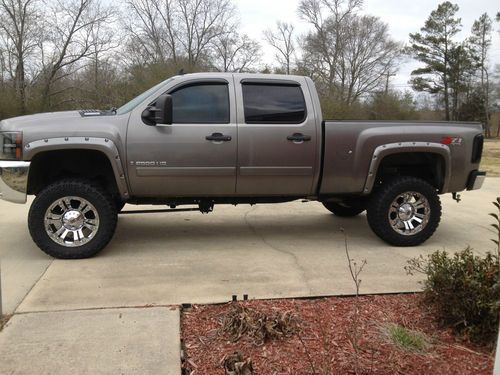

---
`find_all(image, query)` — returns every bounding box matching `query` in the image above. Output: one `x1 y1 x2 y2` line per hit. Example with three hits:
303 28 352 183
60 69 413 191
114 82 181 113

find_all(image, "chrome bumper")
467 170 486 191
0 161 30 203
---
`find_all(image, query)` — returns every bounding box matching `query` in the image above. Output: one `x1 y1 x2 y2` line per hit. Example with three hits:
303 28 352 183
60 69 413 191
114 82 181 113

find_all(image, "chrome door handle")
206 133 232 142
287 133 311 142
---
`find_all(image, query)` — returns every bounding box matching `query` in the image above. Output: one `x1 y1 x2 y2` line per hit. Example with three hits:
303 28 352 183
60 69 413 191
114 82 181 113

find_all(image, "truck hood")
1 111 81 131
0 110 129 145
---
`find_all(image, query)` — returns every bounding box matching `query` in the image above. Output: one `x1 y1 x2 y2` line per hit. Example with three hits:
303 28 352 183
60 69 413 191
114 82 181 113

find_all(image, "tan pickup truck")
0 73 486 258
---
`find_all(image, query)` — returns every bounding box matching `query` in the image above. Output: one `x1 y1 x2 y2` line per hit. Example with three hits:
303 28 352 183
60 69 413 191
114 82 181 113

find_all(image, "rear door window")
242 83 306 124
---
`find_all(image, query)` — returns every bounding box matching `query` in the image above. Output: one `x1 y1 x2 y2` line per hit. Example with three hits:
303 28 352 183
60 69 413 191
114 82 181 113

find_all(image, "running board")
118 208 200 215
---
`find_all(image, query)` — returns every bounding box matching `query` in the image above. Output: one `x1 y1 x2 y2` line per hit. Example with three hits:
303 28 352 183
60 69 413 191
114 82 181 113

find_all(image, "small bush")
406 247 499 344
406 199 500 345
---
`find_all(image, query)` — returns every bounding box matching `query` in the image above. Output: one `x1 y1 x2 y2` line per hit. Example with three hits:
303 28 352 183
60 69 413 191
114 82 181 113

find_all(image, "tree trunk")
443 82 450 121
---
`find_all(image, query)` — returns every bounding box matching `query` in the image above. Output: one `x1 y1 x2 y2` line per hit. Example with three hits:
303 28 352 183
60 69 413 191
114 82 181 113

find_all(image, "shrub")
405 198 500 345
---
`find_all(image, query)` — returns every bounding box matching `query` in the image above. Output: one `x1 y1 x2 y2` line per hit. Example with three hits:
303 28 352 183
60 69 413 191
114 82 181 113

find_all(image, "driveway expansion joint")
243 206 314 295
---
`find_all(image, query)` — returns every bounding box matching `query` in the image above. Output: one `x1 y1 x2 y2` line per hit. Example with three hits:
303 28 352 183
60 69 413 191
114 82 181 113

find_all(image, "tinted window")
171 83 229 123
242 84 306 124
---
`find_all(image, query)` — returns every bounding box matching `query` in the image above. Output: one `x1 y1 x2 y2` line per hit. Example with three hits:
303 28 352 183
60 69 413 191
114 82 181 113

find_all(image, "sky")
237 0 500 90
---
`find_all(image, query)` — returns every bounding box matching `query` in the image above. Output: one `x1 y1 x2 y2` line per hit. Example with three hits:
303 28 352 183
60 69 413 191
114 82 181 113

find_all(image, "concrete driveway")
1 178 498 314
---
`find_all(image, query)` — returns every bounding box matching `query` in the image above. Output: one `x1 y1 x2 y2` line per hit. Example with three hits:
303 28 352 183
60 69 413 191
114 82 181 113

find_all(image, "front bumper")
0 161 30 203
466 170 486 191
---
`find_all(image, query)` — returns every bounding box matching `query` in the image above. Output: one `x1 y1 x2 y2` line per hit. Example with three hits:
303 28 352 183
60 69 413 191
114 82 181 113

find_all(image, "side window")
242 83 306 124
170 83 230 123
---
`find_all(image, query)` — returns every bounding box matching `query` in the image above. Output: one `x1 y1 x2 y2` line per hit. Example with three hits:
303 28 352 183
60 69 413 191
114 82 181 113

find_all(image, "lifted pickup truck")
0 73 486 258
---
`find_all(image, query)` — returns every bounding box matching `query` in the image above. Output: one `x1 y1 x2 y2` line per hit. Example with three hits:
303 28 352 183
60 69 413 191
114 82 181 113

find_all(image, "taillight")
471 134 483 164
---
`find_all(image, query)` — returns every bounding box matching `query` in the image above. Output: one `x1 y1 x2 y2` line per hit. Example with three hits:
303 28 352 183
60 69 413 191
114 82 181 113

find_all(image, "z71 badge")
441 136 463 146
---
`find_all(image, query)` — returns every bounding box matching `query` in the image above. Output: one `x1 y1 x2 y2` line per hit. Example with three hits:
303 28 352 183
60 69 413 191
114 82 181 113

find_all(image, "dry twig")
218 303 298 345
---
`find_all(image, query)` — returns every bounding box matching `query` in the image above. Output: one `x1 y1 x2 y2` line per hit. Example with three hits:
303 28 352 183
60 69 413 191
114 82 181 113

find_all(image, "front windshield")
116 78 174 115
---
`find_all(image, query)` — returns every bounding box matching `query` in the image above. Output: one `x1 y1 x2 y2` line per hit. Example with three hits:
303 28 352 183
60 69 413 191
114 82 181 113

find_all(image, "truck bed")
319 120 484 196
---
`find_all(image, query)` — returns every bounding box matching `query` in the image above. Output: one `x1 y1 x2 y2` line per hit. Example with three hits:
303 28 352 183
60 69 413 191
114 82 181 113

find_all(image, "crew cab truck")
0 73 486 259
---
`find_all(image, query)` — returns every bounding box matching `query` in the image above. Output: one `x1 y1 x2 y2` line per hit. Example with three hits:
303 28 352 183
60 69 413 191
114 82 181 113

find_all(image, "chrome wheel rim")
44 196 100 247
388 192 430 236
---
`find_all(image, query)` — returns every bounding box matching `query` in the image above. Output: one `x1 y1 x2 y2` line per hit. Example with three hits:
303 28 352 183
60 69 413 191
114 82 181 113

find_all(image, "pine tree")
407 2 461 121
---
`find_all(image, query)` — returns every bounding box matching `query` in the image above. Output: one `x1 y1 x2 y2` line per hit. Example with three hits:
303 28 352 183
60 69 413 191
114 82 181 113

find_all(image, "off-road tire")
28 179 118 259
322 201 365 217
115 200 126 212
366 176 441 246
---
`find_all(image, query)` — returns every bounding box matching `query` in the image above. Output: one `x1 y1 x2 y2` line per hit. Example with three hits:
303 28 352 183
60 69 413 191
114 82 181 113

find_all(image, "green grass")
481 139 500 177
381 323 432 353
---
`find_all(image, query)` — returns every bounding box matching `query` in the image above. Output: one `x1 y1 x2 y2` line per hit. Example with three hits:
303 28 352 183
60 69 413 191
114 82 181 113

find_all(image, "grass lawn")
481 138 500 177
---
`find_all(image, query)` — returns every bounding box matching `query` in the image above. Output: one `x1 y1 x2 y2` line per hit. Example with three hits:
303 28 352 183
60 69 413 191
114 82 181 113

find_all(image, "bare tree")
87 19 121 109
125 0 236 69
299 2 401 105
39 0 115 110
176 0 236 67
0 0 41 113
0 48 6 86
341 15 401 104
212 32 261 73
298 0 363 92
124 0 178 65
264 21 295 74
469 13 493 136
494 64 500 137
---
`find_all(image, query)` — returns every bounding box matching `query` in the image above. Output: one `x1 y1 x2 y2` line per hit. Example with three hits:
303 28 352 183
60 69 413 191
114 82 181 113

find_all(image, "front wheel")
366 177 441 246
115 200 126 212
28 179 118 259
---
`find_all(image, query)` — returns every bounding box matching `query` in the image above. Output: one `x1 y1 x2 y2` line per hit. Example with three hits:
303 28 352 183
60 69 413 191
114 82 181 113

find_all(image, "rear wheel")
322 201 365 217
366 176 441 246
28 179 118 259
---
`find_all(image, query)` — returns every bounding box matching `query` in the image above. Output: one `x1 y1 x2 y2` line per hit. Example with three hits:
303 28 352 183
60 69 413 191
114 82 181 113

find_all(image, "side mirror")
141 94 173 126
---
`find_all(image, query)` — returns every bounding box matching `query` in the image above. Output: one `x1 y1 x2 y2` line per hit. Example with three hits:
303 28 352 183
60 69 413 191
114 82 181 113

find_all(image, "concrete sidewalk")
0 307 181 375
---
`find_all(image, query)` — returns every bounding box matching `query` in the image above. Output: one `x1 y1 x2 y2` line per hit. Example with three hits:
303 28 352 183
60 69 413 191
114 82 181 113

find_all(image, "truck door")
126 78 237 197
235 77 318 196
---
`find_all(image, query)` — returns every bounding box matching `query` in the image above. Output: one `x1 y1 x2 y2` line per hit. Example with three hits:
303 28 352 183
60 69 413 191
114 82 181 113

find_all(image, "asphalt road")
1 178 499 315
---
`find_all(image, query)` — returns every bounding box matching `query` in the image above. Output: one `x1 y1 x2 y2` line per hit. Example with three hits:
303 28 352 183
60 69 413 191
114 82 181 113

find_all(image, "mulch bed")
181 294 495 374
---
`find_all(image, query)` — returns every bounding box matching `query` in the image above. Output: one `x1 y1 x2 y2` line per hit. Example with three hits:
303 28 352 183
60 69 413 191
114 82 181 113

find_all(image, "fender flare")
24 137 130 199
362 142 451 195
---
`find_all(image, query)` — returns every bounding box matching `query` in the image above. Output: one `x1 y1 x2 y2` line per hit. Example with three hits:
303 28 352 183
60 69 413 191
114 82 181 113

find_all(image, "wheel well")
27 150 120 198
375 152 446 191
